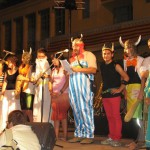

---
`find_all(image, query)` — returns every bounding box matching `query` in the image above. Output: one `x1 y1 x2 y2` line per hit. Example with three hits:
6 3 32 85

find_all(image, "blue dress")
144 73 150 147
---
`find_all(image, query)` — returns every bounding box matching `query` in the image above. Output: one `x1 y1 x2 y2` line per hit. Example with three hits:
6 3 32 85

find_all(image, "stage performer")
141 38 150 149
0 60 5 132
100 43 129 147
49 57 70 141
0 55 21 131
33 48 52 123
15 48 35 122
119 36 145 148
68 34 97 144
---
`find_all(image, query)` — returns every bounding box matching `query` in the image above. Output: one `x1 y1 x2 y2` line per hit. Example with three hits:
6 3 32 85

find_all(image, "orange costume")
15 49 32 98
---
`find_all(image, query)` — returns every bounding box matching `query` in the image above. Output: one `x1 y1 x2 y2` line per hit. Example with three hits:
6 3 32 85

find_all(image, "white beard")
35 58 51 77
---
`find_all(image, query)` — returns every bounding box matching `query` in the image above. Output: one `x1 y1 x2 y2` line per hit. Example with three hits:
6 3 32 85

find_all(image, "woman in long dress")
1 55 21 130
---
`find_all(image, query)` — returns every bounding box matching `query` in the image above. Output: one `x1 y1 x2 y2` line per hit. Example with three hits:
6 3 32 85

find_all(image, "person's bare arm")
111 64 129 94
71 67 97 74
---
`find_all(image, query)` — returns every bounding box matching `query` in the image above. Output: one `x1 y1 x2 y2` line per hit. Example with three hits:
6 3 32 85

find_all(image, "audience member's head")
7 110 27 128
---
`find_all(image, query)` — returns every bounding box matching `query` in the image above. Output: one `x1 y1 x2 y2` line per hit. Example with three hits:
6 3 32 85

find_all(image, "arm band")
121 80 128 85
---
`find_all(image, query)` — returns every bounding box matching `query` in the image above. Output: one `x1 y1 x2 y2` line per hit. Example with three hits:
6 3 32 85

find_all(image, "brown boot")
68 137 83 143
80 138 93 144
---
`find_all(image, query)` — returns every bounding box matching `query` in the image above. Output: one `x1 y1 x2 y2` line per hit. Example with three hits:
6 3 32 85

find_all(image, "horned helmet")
119 35 141 57
71 34 84 52
22 47 32 64
102 43 114 52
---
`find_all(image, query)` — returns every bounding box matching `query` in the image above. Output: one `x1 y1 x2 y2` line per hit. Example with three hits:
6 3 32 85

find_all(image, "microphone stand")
1 52 10 62
34 53 64 123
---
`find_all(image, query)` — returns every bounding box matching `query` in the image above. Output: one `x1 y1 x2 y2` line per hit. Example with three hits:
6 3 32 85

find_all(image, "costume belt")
102 89 111 94
37 80 49 85
102 87 119 94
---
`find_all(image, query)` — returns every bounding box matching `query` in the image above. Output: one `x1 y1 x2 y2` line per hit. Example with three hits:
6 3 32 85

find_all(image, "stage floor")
53 131 146 150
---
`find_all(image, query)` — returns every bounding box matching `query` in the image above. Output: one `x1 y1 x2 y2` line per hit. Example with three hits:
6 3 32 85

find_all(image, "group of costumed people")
94 36 150 149
0 48 34 131
1 34 150 149
0 47 52 133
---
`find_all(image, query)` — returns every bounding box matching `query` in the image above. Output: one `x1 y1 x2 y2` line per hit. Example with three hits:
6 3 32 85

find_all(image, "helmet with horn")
22 47 32 64
71 34 84 47
102 43 114 52
119 35 141 56
71 34 84 56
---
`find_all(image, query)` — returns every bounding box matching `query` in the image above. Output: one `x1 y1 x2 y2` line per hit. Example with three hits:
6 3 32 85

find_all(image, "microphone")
55 49 69 54
3 50 15 55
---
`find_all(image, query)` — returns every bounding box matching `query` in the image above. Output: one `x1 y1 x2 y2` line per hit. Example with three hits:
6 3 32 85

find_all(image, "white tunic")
33 58 52 123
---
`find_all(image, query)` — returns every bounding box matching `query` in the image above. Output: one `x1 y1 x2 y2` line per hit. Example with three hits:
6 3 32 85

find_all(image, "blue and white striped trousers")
69 72 94 138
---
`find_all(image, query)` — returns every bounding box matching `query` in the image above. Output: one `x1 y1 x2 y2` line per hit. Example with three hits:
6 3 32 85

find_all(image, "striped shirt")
0 72 5 92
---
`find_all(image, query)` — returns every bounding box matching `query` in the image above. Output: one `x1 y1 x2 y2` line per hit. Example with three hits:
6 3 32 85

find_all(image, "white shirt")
0 125 41 150
140 56 150 72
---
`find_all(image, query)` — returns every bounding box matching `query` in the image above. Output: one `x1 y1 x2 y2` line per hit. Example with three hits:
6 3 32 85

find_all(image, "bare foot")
126 142 137 150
